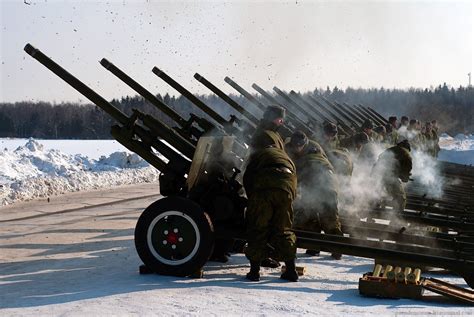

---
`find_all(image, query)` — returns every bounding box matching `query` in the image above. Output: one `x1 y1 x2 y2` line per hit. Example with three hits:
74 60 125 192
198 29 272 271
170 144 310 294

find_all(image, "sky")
0 0 473 104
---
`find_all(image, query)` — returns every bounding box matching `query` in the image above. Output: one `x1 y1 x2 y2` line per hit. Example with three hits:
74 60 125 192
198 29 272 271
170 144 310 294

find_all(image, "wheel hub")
166 231 179 244
147 211 201 266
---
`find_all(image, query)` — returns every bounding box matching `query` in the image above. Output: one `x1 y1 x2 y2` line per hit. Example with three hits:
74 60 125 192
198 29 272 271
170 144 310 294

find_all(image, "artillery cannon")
24 43 474 288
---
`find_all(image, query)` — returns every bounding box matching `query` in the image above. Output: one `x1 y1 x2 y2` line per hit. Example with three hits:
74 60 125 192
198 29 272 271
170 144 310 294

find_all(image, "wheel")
134 196 215 277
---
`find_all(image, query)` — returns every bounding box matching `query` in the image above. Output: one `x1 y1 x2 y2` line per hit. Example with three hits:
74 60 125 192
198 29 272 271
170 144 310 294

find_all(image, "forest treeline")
0 83 472 139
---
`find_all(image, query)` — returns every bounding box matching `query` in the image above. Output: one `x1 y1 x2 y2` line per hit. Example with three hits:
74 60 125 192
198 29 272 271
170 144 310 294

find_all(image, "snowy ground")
0 185 471 316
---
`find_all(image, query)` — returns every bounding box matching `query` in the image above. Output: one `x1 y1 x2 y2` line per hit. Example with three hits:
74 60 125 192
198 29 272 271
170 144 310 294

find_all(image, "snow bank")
438 133 474 165
0 139 160 206
0 138 132 159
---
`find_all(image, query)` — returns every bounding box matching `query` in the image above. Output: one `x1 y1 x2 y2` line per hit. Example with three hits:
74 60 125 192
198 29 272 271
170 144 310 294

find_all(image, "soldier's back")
250 126 284 151
244 147 297 199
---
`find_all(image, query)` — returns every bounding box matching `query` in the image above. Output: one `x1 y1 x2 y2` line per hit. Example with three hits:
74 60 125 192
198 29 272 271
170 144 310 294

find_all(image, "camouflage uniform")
432 129 440 157
320 121 340 152
339 132 370 162
385 126 399 145
326 148 353 178
288 140 342 236
373 141 412 211
423 128 440 157
250 121 285 151
326 148 354 207
244 105 300 281
243 147 297 262
321 136 340 152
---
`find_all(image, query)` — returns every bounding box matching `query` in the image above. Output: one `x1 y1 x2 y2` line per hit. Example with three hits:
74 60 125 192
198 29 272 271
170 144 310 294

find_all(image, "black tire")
134 196 215 277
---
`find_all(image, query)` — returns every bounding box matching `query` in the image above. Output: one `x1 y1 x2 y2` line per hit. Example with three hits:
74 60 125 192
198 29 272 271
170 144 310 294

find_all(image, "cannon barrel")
225 77 312 135
340 102 365 124
289 92 350 137
100 58 188 128
194 73 259 126
251 83 313 135
273 86 324 125
319 96 359 129
23 43 188 174
344 102 379 124
366 105 388 125
24 44 128 126
99 58 201 156
288 90 337 126
303 93 355 135
152 67 250 157
224 76 266 113
333 101 361 128
152 67 228 127
353 105 386 125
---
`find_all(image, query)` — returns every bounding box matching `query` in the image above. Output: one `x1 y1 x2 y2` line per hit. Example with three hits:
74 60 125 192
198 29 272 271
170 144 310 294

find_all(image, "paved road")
0 184 161 312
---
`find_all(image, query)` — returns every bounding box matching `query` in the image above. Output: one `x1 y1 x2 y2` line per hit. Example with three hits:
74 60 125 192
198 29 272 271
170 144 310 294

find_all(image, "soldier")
400 116 409 128
373 125 387 143
423 121 440 157
372 140 413 212
431 120 439 133
326 148 353 179
429 120 441 157
243 107 299 282
250 105 286 151
326 148 354 208
286 131 343 260
388 116 398 130
384 123 395 144
405 119 423 151
320 121 340 151
361 119 374 140
339 132 370 157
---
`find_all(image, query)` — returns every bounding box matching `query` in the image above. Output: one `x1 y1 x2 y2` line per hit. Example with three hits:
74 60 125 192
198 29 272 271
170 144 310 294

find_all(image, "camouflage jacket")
326 148 353 177
249 123 284 151
320 136 341 152
375 145 412 182
293 144 337 191
243 147 297 199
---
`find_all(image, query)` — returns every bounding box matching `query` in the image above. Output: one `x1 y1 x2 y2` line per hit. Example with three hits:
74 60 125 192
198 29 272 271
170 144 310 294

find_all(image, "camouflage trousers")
383 177 406 212
245 188 297 262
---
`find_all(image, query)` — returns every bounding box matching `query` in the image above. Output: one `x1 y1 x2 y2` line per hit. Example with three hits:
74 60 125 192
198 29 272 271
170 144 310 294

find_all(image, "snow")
438 133 474 165
0 138 132 160
0 139 160 206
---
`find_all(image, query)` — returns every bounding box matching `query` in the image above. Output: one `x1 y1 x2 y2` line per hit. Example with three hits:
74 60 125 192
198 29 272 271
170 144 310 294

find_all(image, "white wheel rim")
146 210 201 266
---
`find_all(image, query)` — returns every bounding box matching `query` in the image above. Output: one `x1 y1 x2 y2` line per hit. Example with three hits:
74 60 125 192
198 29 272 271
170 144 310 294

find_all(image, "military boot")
331 252 342 260
246 261 261 281
305 249 320 256
280 259 298 282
